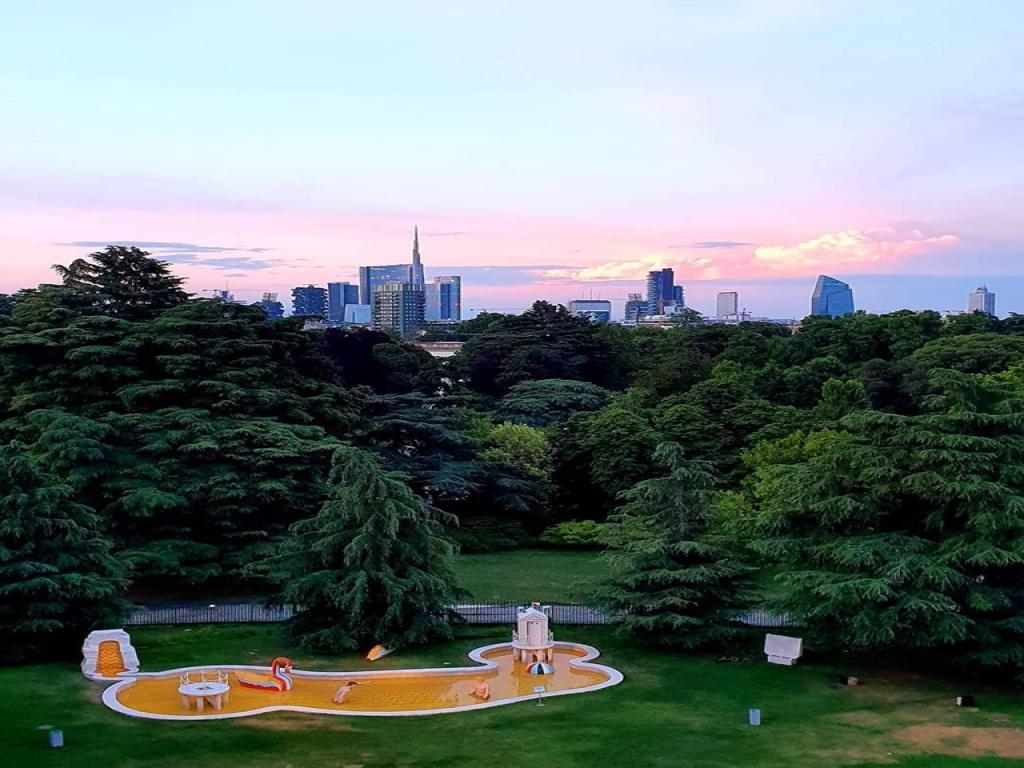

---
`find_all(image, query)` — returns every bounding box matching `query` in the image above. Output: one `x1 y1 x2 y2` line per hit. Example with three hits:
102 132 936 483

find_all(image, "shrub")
538 520 607 549
451 517 532 553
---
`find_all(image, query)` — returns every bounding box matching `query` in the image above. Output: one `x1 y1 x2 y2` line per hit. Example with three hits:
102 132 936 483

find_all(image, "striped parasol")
527 661 554 675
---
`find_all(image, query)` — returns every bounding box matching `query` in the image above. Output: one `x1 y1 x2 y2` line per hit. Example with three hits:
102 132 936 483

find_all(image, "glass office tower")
810 275 855 317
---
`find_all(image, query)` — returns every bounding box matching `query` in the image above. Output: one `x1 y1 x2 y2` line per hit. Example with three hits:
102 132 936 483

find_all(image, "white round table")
178 681 230 712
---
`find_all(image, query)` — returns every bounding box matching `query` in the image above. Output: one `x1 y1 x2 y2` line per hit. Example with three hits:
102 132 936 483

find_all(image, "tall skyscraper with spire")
411 226 425 289
359 226 462 327
358 226 425 303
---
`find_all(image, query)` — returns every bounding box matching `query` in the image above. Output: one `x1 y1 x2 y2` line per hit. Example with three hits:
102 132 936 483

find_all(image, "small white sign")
764 633 803 665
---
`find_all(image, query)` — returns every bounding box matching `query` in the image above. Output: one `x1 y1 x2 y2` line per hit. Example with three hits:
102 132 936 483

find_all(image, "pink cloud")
536 227 964 287
752 228 959 271
543 252 718 282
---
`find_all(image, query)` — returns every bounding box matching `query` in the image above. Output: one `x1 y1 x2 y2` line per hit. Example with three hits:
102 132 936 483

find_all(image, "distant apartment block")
568 299 612 323
291 285 328 318
253 292 284 319
623 293 645 324
372 283 425 337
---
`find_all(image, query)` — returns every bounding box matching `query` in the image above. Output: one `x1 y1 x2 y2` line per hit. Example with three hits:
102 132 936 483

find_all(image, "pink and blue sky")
1 1 1021 318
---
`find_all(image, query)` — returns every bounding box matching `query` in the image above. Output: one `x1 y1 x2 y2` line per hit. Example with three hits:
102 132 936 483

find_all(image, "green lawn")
454 548 605 602
452 549 789 605
5 623 1024 768
125 549 781 607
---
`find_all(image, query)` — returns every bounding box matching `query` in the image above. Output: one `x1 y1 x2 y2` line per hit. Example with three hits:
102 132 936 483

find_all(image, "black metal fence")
126 603 297 626
736 609 793 628
125 601 793 629
453 603 610 625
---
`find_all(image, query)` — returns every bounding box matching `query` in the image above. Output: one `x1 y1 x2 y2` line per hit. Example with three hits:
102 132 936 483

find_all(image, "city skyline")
1 3 1022 316
284 267 1003 322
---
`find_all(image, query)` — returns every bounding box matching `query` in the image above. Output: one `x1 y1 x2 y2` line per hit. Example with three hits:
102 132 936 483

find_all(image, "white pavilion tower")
512 602 554 662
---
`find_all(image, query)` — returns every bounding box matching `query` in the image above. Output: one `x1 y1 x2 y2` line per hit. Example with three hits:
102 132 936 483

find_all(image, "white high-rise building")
968 285 996 316
716 291 739 320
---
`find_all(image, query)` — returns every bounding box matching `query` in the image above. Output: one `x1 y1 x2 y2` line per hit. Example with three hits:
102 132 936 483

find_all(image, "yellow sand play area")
102 642 622 720
96 641 126 677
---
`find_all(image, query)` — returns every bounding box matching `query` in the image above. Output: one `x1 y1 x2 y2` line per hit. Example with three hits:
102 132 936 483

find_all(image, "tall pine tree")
53 245 188 320
603 442 752 648
751 370 1024 660
265 445 459 651
0 443 127 662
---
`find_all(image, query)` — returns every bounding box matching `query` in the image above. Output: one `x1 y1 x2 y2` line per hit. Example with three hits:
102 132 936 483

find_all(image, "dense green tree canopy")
0 443 128 662
4 245 1024 672
316 326 442 394
496 378 609 426
0 258 360 588
453 301 615 396
749 372 1024 661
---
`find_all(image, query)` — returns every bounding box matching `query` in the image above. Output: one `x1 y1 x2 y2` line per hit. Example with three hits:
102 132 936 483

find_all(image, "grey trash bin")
48 729 64 748
748 708 761 726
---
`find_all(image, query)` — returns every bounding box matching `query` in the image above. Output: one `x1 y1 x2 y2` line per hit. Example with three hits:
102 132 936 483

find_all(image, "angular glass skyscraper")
810 275 854 317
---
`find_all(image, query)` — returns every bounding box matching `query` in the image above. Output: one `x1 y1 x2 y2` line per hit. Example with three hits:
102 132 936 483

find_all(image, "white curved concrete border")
101 641 623 720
